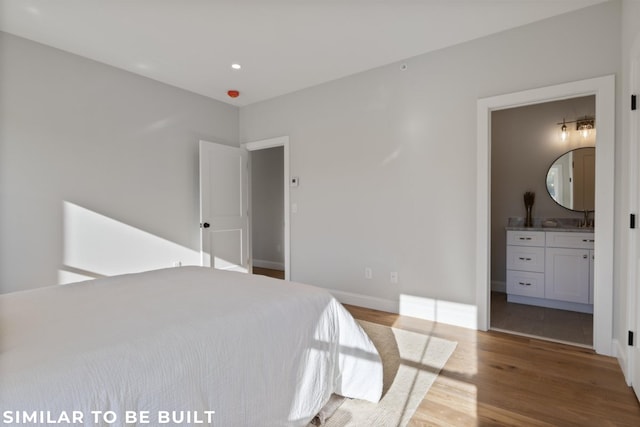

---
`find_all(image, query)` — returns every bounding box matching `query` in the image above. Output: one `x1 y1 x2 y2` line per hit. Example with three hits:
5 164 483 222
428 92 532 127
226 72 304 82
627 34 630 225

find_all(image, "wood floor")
253 267 285 280
345 304 640 426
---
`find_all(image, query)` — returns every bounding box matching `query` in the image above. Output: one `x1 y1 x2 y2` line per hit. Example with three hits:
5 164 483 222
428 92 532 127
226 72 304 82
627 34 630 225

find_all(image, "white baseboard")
507 294 593 314
399 294 478 329
253 259 284 270
328 289 399 314
491 280 506 293
328 289 478 330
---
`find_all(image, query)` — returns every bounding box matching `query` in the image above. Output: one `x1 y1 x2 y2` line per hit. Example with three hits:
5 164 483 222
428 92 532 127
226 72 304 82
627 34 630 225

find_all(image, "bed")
0 267 382 426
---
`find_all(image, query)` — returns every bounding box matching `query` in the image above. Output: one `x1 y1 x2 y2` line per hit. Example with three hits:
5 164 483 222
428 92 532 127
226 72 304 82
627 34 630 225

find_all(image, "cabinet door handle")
583 254 588 259
519 237 532 240
518 282 532 286
518 257 532 261
582 239 595 242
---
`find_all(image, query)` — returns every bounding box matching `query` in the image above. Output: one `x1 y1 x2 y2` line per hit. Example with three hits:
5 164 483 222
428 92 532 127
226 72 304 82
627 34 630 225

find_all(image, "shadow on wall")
60 201 200 284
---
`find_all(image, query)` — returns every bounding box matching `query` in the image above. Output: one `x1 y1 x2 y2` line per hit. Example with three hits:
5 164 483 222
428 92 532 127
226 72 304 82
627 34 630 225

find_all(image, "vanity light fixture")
557 115 595 140
576 116 595 138
560 118 568 141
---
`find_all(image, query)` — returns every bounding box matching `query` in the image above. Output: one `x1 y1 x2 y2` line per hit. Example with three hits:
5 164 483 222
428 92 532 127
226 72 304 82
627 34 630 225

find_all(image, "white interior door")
634 258 640 402
199 140 250 273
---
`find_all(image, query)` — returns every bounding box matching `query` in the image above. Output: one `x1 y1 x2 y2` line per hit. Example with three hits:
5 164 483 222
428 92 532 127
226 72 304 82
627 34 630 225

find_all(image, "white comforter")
0 267 382 426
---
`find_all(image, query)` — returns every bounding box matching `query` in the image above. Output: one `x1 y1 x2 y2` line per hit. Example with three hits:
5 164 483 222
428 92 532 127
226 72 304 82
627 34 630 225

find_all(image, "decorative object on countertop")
523 191 535 227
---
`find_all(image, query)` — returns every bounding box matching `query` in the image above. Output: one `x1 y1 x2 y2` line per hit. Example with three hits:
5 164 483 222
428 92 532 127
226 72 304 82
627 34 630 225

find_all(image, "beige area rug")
315 320 457 427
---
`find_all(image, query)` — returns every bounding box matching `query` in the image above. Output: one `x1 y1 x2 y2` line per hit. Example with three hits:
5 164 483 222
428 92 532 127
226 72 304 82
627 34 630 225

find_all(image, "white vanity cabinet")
545 232 593 305
506 229 594 312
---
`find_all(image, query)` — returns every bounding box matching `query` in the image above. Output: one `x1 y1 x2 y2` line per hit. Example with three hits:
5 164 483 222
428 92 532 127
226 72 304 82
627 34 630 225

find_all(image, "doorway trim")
243 136 291 281
476 75 615 356
627 33 640 393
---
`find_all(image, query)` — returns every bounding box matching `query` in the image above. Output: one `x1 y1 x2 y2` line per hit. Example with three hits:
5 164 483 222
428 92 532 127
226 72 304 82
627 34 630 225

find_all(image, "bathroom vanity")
506 226 594 313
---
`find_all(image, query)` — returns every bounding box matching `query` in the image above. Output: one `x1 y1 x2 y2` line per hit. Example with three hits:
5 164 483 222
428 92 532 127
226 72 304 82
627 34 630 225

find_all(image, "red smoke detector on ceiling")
227 90 240 98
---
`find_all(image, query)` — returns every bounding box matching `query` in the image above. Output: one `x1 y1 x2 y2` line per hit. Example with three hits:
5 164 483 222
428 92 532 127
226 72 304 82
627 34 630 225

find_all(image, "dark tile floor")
490 291 593 346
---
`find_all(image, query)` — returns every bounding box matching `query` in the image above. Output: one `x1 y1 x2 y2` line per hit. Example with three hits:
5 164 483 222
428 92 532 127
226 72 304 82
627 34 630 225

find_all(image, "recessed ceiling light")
231 63 242 70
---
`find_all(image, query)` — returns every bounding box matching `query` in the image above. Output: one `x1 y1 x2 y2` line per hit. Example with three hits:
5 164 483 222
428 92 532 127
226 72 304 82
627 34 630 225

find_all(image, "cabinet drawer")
506 246 545 272
507 270 545 298
545 232 594 249
507 230 545 247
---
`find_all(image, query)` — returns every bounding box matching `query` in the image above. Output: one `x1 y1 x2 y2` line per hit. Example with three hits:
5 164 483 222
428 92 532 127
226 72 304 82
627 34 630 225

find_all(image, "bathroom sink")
553 218 581 228
542 218 592 230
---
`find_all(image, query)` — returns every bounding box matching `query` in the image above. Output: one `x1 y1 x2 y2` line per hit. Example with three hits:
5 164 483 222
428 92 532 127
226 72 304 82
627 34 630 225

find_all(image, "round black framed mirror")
545 147 595 211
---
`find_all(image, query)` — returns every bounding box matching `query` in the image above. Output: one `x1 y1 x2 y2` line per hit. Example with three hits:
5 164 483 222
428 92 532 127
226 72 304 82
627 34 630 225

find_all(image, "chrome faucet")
581 210 593 228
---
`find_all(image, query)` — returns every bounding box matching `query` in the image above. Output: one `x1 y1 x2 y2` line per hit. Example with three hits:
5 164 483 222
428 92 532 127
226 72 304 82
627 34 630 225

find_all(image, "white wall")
491 96 595 287
0 32 238 293
239 1 621 325
251 146 285 269
0 2 629 334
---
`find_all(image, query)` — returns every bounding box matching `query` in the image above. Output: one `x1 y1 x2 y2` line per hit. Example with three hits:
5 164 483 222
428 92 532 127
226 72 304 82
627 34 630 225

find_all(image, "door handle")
201 222 210 228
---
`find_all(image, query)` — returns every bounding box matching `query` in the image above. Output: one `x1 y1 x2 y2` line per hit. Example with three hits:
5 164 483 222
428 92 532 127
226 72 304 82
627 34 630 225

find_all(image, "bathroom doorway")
489 96 595 347
476 75 615 356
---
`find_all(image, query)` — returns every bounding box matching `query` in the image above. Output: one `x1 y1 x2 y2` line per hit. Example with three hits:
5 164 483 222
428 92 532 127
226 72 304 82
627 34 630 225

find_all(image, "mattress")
0 267 382 426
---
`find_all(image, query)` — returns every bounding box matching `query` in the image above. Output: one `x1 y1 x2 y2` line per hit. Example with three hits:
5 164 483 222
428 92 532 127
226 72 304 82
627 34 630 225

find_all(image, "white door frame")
627 33 640 395
476 75 616 356
243 136 291 281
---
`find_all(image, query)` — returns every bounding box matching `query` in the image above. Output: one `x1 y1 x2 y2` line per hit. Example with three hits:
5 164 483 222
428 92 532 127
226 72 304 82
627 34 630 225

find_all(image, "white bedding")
0 267 382 426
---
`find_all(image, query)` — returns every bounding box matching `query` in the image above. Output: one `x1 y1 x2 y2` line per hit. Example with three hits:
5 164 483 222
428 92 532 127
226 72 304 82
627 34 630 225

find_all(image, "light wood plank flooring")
345 304 640 426
253 267 285 279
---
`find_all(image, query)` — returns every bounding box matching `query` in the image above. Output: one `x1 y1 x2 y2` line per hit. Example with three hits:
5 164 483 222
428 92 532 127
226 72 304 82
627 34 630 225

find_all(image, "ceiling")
0 0 607 107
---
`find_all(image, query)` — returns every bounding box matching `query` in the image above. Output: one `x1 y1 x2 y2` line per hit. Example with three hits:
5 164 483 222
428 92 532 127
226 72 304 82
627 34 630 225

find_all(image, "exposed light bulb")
231 63 241 70
576 117 594 139
561 124 568 141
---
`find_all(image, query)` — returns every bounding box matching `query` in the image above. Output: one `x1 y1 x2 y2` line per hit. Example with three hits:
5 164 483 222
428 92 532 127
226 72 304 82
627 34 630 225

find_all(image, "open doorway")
244 136 291 281
476 75 615 356
490 96 595 347
251 146 285 280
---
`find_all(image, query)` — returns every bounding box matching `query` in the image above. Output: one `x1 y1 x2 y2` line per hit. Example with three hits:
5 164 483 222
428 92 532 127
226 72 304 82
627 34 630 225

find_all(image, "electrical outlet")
390 272 398 283
365 267 373 279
